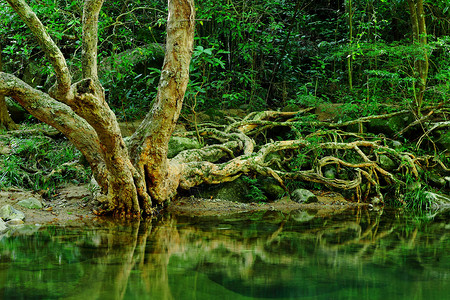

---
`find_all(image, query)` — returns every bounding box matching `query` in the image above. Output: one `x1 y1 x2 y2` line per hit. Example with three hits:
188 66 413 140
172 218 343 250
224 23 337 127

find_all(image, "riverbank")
0 184 368 226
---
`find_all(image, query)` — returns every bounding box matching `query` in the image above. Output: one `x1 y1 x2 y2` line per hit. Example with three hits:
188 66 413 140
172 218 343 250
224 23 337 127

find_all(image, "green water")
1 208 450 300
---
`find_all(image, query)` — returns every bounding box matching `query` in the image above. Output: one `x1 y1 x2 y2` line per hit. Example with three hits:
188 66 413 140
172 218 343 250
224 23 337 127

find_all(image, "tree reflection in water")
1 207 450 299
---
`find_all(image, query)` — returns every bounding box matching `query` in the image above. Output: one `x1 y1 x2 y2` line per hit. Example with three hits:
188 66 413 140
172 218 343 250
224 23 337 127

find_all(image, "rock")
6 219 24 226
198 177 251 203
216 178 250 202
435 130 450 152
324 167 336 179
0 219 7 233
424 192 450 210
407 181 422 191
445 177 450 186
260 178 285 200
370 195 384 205
0 205 25 221
290 210 315 223
0 140 11 155
18 197 43 209
378 155 396 171
427 173 446 188
367 114 412 137
119 119 145 137
6 97 29 123
346 123 366 134
290 189 318 204
391 140 402 149
168 136 202 158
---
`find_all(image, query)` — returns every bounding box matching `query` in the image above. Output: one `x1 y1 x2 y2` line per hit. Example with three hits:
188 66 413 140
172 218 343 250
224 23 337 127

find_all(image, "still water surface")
1 208 450 300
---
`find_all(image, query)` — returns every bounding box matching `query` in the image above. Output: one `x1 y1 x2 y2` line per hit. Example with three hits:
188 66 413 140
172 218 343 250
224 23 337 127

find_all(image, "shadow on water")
1 207 450 299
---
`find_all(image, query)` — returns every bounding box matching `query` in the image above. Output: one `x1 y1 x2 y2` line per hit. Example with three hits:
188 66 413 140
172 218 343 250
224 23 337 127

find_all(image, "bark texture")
2 0 195 216
0 72 108 189
2 0 447 216
128 0 196 203
5 0 72 101
407 0 429 113
0 43 18 130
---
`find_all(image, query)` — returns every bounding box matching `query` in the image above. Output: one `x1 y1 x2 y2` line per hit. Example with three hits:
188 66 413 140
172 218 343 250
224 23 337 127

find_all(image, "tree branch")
0 72 108 190
82 0 104 81
5 0 72 99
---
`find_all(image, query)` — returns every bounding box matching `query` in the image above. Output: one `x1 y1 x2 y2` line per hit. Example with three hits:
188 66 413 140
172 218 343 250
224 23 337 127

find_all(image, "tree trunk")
128 0 196 203
407 0 429 114
346 0 354 91
1 0 438 216
1 0 195 217
0 43 18 130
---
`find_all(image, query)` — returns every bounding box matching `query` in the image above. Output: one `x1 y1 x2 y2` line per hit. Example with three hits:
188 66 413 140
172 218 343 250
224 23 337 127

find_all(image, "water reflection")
1 208 450 299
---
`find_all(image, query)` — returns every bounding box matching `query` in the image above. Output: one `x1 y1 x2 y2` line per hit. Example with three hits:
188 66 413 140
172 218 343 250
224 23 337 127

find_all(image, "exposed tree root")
173 106 449 206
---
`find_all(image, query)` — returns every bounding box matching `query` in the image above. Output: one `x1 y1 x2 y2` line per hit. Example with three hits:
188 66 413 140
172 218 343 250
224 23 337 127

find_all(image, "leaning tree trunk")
1 0 195 217
2 0 438 215
128 0 195 203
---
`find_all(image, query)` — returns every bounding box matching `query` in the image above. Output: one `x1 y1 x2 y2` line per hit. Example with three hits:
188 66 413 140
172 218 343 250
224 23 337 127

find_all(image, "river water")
1 207 449 300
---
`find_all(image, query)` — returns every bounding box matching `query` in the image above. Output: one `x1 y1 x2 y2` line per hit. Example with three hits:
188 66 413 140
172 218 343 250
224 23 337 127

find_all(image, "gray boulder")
378 155 396 171
6 97 28 122
290 189 318 204
0 219 7 233
435 130 450 152
260 178 285 200
424 192 450 210
445 177 450 187
197 177 251 203
368 114 412 137
290 210 316 223
6 219 25 226
18 197 43 209
324 167 336 179
0 205 25 221
407 181 422 191
427 173 447 188
216 178 250 202
391 140 403 149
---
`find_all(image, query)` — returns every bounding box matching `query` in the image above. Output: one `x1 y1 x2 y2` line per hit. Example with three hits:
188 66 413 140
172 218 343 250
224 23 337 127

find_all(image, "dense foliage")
1 0 449 209
2 0 449 118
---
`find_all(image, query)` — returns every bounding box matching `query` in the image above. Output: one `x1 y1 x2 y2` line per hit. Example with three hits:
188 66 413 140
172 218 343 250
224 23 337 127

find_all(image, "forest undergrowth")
1 102 449 212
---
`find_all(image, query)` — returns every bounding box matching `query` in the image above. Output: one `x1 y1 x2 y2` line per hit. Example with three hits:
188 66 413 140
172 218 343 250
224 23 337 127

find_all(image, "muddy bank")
167 193 368 218
0 184 368 226
0 185 97 226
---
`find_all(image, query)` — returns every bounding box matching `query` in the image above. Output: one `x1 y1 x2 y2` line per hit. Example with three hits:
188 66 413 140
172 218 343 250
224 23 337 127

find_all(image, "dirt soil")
0 185 97 226
0 184 367 226
168 192 366 218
